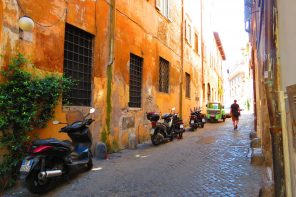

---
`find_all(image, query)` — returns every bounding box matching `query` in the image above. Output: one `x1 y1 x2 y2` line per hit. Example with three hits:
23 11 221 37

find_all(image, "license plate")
202 118 206 123
211 115 215 117
180 124 184 129
190 120 194 124
150 128 155 135
20 159 33 173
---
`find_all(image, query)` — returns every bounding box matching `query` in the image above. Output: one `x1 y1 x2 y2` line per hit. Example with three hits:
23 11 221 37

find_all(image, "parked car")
206 102 226 122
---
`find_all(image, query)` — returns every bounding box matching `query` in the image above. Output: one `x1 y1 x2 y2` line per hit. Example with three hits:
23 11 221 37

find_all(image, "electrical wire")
16 0 67 28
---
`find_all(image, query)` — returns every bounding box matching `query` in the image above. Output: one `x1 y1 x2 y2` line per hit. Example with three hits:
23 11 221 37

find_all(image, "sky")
211 0 248 65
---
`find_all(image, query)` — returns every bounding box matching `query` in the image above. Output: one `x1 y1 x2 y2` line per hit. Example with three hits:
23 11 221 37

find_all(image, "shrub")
0 54 73 192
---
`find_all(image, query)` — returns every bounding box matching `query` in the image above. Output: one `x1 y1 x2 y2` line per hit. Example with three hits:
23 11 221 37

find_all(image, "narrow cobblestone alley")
6 114 264 197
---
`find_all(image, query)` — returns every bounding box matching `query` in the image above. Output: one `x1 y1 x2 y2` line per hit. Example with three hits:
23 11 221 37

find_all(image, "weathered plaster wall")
0 0 225 150
111 0 183 147
0 0 107 145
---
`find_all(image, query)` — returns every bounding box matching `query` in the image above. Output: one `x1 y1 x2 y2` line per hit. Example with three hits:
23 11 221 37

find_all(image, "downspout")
264 0 285 196
179 0 184 118
200 0 204 106
106 0 115 134
251 51 257 131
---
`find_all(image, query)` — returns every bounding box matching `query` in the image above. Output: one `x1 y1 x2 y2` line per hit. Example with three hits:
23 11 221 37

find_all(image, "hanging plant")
0 54 73 192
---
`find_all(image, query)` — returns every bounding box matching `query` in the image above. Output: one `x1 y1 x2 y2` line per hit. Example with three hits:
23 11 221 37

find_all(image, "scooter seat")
33 138 72 149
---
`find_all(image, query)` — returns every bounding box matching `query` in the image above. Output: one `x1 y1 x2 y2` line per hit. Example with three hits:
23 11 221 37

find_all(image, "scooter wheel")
86 158 93 170
25 170 52 194
178 133 183 139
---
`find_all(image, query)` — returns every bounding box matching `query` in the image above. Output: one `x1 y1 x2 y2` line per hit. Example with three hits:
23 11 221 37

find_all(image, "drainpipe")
200 0 204 107
106 0 115 134
179 0 184 118
251 49 257 131
264 0 285 196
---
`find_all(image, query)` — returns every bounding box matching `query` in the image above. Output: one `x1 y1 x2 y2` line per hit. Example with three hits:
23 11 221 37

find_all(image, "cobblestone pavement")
6 114 264 197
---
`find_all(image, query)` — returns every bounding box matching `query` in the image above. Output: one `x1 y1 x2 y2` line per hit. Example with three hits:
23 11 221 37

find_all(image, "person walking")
230 99 240 129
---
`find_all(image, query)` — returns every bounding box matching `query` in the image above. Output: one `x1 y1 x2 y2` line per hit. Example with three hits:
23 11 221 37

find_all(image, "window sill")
156 10 172 23
128 107 142 111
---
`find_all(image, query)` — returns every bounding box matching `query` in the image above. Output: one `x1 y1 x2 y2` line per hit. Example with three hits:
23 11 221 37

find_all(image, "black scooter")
189 108 206 130
19 108 95 194
147 108 185 145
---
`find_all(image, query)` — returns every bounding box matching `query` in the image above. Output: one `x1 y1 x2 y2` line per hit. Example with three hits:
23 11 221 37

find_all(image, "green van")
206 102 226 122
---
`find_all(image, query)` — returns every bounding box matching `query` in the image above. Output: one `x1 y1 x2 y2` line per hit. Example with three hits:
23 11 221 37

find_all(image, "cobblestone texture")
5 114 264 197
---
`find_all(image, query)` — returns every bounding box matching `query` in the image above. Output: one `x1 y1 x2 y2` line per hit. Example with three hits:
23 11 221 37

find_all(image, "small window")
129 54 143 108
194 33 199 53
63 23 93 106
185 73 191 98
185 21 192 45
156 0 172 20
159 57 170 93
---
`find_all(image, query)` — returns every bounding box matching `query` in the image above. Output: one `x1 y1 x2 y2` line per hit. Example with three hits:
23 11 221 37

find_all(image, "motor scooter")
19 108 95 194
147 108 185 145
189 107 206 130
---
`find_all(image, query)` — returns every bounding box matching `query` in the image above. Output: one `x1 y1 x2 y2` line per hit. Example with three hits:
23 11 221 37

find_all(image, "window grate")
185 73 191 98
129 54 143 108
63 24 93 106
159 57 169 93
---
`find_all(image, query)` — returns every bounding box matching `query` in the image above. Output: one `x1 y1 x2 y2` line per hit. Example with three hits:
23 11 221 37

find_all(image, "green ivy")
0 54 73 192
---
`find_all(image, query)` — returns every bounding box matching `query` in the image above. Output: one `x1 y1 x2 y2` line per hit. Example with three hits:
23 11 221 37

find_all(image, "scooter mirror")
89 108 95 114
52 120 60 125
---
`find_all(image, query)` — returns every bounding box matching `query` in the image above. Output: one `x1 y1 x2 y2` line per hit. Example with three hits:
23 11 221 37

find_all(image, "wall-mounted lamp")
18 16 34 32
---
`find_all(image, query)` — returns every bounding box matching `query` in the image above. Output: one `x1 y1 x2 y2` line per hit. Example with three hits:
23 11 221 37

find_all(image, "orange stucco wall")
0 0 224 150
0 0 104 144
111 1 183 146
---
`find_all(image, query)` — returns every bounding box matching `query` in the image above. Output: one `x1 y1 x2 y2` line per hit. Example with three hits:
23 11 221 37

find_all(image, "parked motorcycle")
189 108 206 130
147 108 185 145
19 108 95 194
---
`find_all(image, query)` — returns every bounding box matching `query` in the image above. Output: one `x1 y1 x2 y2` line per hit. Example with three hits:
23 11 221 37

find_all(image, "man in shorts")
230 100 240 129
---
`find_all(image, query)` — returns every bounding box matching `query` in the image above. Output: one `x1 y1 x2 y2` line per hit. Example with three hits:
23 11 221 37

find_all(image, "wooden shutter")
156 0 161 10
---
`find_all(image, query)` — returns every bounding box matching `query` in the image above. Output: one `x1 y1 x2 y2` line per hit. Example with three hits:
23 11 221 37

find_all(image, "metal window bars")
63 24 93 106
159 57 169 93
129 54 143 108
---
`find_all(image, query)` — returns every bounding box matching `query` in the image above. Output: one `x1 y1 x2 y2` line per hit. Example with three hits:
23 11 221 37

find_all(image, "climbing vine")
0 54 73 191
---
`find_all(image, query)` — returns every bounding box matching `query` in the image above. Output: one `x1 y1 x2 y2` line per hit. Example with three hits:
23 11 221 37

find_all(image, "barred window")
159 57 169 93
185 73 191 98
129 54 143 108
63 24 93 106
